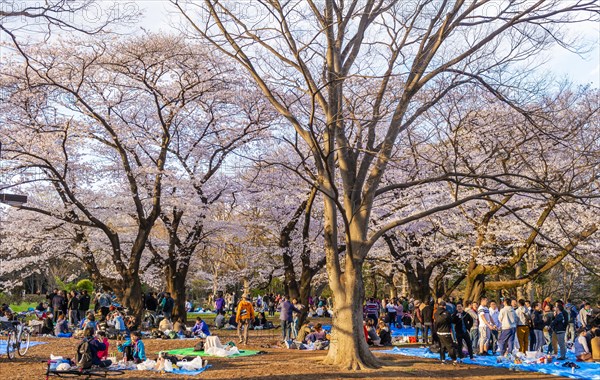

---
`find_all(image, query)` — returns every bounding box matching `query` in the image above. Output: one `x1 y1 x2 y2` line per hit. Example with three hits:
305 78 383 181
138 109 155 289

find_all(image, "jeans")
555 331 566 359
423 323 431 344
533 329 544 351
470 328 479 353
281 320 293 341
544 328 554 353
498 328 516 356
566 323 576 343
489 329 499 354
516 326 530 353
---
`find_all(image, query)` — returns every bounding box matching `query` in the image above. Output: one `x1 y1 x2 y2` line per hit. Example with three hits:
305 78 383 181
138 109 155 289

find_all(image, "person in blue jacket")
192 317 211 338
118 331 146 363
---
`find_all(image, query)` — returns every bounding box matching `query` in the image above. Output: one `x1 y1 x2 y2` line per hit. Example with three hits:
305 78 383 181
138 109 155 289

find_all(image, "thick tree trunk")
166 265 188 323
464 273 485 302
405 266 431 302
119 276 144 325
324 260 380 370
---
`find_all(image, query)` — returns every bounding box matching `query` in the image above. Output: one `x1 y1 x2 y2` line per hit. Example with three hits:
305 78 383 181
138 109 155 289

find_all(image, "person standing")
414 300 424 343
236 294 255 345
160 293 174 321
279 296 301 342
67 290 80 327
97 290 111 321
214 292 225 315
477 297 495 355
565 300 578 344
435 301 457 364
515 299 531 353
498 298 517 356
489 300 500 355
542 304 556 354
531 302 545 351
78 290 91 321
364 298 379 323
551 303 568 360
422 301 434 345
52 290 66 323
579 302 591 330
386 299 397 328
452 303 474 360
467 301 479 354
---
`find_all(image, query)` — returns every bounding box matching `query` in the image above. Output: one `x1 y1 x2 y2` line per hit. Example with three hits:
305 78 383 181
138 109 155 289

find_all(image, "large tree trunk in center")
118 276 144 325
324 259 380 370
464 273 486 302
166 263 189 323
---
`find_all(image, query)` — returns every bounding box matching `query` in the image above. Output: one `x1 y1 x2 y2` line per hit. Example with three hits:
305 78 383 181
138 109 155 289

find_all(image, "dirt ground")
1 325 563 380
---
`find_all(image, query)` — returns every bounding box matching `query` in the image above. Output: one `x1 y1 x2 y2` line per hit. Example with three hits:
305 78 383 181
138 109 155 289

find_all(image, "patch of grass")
10 302 37 312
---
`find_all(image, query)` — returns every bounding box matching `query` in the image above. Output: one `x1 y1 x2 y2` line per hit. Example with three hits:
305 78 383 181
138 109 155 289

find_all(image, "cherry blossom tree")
173 0 599 368
0 34 232 321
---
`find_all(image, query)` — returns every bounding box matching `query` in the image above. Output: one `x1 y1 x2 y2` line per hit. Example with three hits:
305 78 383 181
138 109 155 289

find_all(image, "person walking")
498 298 517 356
279 296 301 342
236 294 255 345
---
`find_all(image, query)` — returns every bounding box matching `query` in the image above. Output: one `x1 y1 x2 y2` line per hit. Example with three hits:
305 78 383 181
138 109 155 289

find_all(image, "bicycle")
1 311 32 359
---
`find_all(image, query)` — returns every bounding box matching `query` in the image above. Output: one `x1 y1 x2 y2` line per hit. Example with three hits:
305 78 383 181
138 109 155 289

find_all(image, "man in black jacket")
435 301 457 364
78 290 91 322
531 302 545 351
452 303 474 360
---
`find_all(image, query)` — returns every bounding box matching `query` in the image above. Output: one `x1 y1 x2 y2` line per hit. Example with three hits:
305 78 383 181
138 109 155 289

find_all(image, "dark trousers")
438 334 457 361
455 332 474 359
490 329 499 354
423 323 431 344
388 312 397 327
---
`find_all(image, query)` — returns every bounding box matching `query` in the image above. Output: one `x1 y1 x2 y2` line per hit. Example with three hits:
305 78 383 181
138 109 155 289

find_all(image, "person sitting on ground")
254 311 268 327
574 328 593 362
377 320 392 346
306 323 328 343
96 331 110 361
192 317 210 338
42 313 54 335
214 310 225 329
79 327 112 368
365 319 382 346
173 318 187 335
158 316 173 333
591 328 600 362
54 313 69 336
296 321 313 343
80 312 97 333
118 331 146 364
227 312 238 329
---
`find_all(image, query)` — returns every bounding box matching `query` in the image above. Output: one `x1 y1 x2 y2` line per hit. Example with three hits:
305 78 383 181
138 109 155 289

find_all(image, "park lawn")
10 302 37 312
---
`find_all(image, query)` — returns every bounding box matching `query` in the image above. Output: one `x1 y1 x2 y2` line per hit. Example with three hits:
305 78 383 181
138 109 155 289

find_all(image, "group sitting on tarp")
284 321 330 350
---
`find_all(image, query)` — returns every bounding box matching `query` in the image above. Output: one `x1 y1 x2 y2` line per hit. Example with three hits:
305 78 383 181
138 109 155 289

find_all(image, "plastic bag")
164 359 173 373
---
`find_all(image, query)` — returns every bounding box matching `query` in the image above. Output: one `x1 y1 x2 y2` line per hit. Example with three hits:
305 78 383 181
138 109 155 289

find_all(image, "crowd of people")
359 296 600 365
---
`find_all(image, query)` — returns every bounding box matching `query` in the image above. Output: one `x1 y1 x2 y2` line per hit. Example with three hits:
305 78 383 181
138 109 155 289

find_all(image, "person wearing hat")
236 294 255 345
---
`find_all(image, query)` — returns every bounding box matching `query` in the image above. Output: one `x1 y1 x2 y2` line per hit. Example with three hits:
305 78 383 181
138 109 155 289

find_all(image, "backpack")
76 339 94 370
194 341 205 351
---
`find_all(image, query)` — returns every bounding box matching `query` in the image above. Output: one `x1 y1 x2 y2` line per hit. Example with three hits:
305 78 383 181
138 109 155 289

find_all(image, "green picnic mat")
164 347 260 357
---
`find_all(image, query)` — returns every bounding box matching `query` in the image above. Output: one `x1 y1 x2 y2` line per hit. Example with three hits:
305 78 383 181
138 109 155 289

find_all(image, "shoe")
557 357 566 361
440 361 447 365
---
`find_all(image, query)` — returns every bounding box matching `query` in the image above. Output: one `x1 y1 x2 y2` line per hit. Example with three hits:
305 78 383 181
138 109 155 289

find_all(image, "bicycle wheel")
18 328 30 356
6 330 16 360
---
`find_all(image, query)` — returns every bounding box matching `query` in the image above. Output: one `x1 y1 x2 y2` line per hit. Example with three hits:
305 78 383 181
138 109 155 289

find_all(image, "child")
118 331 146 363
96 331 110 361
192 317 210 338
54 313 69 336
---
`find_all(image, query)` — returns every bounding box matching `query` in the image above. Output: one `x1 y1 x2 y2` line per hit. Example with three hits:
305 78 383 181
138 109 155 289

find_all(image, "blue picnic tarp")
0 340 47 355
379 346 600 380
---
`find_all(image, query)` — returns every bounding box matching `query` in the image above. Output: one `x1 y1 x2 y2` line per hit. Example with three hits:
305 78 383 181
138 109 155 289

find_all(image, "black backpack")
76 339 94 370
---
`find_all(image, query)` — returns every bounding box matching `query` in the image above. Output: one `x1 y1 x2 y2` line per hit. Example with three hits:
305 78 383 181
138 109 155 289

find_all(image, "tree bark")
117 276 144 324
166 263 189 323
324 259 380 370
